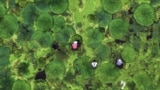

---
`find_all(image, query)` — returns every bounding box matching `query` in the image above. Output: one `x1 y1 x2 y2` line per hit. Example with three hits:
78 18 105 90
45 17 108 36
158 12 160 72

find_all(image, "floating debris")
91 60 98 68
115 58 124 68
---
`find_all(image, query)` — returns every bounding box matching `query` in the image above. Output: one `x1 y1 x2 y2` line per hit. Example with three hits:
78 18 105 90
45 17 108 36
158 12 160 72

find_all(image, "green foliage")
73 56 94 79
121 46 136 63
21 3 37 25
33 80 49 90
96 63 120 83
134 4 156 26
50 0 69 14
85 27 105 49
17 62 29 74
31 31 53 47
109 19 129 39
0 46 10 66
101 0 122 14
12 80 31 90
88 10 112 27
95 44 110 61
54 25 76 44
17 24 34 41
0 68 13 90
0 2 6 18
0 15 19 38
133 72 152 89
51 15 65 33
36 13 53 32
46 60 66 80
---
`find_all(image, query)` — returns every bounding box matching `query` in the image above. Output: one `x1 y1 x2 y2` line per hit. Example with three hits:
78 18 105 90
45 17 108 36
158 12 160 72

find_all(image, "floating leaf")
21 3 37 25
121 46 136 63
17 24 34 42
50 0 69 14
31 31 53 47
54 25 76 44
0 2 6 18
0 15 19 38
33 80 49 90
109 19 129 39
36 13 53 32
96 63 120 83
73 56 94 79
46 60 66 80
101 0 122 14
85 27 105 49
134 4 156 26
88 10 112 27
133 72 152 89
12 80 31 90
95 44 110 61
0 46 10 66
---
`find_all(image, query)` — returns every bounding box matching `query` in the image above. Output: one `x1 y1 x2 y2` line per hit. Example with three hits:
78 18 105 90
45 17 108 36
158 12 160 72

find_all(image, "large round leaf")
109 19 129 39
36 13 53 32
95 44 110 61
0 15 19 38
12 80 31 90
133 72 152 89
50 0 69 14
54 25 76 44
0 46 10 66
21 3 37 25
31 31 53 47
121 46 136 63
134 4 156 26
101 0 122 14
0 2 6 18
46 60 66 80
95 63 120 83
73 56 94 79
85 27 105 49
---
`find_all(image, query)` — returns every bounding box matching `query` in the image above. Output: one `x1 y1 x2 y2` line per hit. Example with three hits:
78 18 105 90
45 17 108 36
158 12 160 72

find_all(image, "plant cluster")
0 0 160 90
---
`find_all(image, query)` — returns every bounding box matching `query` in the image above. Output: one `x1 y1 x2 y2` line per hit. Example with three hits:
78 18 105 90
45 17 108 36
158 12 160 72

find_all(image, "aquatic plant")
109 19 129 39
12 80 31 90
0 15 19 38
134 4 156 26
36 13 53 32
31 31 53 47
46 60 66 80
101 0 122 14
50 0 69 14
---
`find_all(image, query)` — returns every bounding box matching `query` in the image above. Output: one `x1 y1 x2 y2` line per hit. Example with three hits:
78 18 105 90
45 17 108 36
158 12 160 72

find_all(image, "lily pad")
0 2 6 18
46 60 66 80
21 3 37 25
109 19 129 39
31 31 53 47
101 0 122 14
88 10 112 27
50 0 69 14
17 24 34 42
12 80 31 90
95 44 110 61
36 13 53 32
134 4 156 26
0 46 11 66
133 72 152 89
0 15 19 38
73 56 94 79
95 63 120 83
54 25 76 44
85 27 105 49
121 46 136 63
